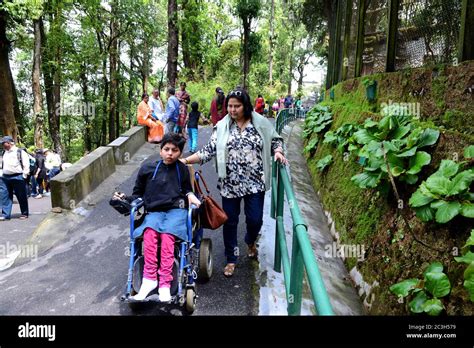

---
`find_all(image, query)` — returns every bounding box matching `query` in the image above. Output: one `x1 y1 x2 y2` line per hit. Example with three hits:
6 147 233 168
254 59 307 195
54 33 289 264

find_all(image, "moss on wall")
306 61 474 315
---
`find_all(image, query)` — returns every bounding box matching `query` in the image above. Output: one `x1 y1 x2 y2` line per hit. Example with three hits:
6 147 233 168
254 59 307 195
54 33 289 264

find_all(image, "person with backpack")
187 101 201 153
33 149 47 199
0 136 29 220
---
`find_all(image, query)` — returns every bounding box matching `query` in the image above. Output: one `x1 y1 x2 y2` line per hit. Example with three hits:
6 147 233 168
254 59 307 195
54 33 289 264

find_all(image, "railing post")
459 0 474 62
355 0 366 77
273 163 284 273
385 0 400 72
288 225 304 315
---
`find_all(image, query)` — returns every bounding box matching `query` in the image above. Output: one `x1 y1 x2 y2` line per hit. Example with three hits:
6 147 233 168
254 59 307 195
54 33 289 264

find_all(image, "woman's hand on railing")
274 152 288 165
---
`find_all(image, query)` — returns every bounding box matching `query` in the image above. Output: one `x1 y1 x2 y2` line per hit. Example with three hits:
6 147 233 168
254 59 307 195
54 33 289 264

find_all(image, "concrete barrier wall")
108 126 146 165
51 147 116 209
50 126 148 209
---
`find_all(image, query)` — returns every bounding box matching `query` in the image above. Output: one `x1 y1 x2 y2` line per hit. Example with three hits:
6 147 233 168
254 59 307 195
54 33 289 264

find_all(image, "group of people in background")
0 135 63 221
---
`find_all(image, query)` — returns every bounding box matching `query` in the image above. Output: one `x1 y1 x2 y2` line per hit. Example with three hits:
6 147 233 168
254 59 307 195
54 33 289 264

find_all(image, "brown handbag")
194 170 228 230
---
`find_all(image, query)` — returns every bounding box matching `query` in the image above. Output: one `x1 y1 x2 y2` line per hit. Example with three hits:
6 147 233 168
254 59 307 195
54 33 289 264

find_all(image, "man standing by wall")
0 136 29 220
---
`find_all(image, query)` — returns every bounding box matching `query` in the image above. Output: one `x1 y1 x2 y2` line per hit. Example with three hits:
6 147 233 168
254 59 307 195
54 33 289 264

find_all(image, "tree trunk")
243 19 250 90
79 64 91 152
288 38 295 95
0 9 19 140
108 9 118 143
142 38 149 93
33 18 44 149
40 18 56 148
101 57 108 146
268 0 275 84
43 9 64 159
167 0 178 87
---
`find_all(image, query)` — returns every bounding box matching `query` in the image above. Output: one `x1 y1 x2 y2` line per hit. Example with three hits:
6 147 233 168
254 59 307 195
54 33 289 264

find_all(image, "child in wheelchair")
113 133 200 302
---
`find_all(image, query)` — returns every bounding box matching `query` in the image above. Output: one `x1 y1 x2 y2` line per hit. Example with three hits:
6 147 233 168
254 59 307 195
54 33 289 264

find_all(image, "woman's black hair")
160 133 186 153
191 101 199 111
226 87 253 120
141 92 148 100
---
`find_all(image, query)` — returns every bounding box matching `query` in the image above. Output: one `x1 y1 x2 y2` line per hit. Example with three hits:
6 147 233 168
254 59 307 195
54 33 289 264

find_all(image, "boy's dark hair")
167 87 175 95
191 101 199 111
160 133 185 153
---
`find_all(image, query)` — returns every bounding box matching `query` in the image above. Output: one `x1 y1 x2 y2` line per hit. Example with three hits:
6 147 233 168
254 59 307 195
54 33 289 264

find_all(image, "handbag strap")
195 170 211 194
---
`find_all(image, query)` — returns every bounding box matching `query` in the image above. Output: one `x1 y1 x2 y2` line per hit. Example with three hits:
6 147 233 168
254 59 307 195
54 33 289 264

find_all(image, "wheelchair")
110 171 213 314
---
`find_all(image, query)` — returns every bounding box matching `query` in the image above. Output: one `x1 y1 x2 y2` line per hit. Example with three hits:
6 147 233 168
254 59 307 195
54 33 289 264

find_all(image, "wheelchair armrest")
131 198 144 209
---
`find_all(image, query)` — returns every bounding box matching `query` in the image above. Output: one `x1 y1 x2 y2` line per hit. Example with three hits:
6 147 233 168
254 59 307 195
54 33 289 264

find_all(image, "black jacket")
131 159 193 212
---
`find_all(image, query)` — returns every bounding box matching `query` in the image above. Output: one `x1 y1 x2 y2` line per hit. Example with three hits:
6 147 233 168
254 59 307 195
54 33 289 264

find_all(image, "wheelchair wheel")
198 238 213 282
132 256 144 294
185 288 196 314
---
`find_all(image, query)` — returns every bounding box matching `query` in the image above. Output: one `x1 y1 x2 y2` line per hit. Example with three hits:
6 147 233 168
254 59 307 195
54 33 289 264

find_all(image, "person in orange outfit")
137 93 164 143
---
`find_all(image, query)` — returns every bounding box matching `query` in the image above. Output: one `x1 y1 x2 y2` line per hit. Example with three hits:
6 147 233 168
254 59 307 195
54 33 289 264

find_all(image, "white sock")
131 278 157 300
158 287 171 302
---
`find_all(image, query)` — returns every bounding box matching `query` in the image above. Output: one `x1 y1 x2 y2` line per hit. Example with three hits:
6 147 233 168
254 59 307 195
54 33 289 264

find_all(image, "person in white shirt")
44 149 61 195
148 88 165 122
1 136 29 220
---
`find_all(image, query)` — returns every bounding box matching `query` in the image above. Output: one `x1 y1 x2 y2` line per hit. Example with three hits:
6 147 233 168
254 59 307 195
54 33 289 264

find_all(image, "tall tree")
234 0 261 90
0 7 19 139
167 0 178 87
268 0 275 84
32 18 44 148
108 0 118 142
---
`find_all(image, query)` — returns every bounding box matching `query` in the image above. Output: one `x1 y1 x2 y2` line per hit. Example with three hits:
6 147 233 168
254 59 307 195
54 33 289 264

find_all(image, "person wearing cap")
0 136 29 220
210 87 226 126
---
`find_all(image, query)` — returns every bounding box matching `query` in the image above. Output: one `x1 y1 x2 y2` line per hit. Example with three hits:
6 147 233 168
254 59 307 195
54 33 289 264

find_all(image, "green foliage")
390 262 451 316
316 154 333 171
409 156 474 223
303 104 333 140
350 108 440 189
362 78 376 87
454 230 474 302
323 123 359 154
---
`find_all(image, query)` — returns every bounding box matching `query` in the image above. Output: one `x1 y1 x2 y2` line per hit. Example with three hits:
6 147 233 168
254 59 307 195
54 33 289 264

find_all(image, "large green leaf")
395 146 417 158
414 205 435 222
422 298 444 316
464 263 474 302
434 201 461 223
423 261 444 277
409 290 429 313
463 230 474 250
447 169 474 196
464 145 474 159
409 190 435 207
323 131 337 144
407 128 424 148
426 176 451 195
461 203 474 218
417 128 440 148
402 174 419 184
433 160 459 178
316 155 333 171
407 151 431 175
392 125 412 140
424 271 451 298
455 251 474 264
390 279 420 297
354 129 376 144
303 137 318 154
351 172 381 188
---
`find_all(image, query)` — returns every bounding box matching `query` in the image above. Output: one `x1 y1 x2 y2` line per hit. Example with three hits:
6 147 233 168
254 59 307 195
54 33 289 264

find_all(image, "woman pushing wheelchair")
113 133 200 302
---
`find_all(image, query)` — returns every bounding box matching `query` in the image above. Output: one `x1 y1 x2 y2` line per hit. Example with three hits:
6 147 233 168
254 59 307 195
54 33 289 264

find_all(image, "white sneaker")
34 194 42 199
130 278 157 301
158 287 171 302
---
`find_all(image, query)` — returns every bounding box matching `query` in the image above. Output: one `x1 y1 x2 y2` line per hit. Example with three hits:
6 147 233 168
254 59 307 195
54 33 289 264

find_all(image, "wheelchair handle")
131 198 144 209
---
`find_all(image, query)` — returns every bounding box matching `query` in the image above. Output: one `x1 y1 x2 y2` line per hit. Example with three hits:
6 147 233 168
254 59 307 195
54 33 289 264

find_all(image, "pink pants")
143 228 176 288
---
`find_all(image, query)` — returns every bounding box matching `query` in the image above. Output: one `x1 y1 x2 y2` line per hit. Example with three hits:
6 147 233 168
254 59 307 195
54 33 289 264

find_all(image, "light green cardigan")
215 111 283 191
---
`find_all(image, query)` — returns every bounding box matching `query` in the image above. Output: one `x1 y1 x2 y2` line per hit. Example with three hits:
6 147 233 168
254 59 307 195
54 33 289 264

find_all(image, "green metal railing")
271 108 334 316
